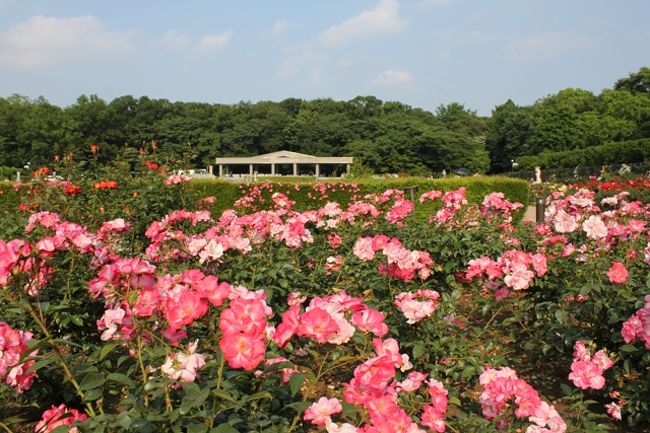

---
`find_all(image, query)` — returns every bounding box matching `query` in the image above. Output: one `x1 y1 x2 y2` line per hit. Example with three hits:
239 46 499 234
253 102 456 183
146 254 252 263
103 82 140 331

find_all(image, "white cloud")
160 30 191 48
198 30 233 50
505 31 592 62
418 0 457 7
277 0 406 81
268 19 289 36
318 0 406 46
370 69 414 86
0 15 136 69
277 48 324 78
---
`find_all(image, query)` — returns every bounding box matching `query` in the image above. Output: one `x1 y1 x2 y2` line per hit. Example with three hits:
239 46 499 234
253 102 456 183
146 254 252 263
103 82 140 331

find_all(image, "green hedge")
186 176 530 222
516 138 650 169
0 176 529 231
0 166 22 181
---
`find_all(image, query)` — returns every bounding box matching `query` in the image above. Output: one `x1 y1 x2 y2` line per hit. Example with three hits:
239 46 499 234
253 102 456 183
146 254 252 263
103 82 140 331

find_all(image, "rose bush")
0 152 648 432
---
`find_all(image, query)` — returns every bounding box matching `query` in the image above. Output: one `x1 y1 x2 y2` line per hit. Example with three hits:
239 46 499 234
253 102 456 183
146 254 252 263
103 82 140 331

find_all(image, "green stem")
0 421 15 433
136 334 150 408
474 305 504 341
209 353 226 428
23 296 96 417
287 353 331 433
64 255 76 302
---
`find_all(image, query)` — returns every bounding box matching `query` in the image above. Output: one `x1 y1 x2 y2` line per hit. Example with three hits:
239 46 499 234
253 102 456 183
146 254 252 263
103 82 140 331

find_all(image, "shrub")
516 138 650 169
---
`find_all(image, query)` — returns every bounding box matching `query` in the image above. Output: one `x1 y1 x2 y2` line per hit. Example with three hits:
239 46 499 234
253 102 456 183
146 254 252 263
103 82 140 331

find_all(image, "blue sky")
0 0 648 115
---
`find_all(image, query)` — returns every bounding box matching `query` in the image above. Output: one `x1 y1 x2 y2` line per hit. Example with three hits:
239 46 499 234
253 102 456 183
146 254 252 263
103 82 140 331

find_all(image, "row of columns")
216 163 348 177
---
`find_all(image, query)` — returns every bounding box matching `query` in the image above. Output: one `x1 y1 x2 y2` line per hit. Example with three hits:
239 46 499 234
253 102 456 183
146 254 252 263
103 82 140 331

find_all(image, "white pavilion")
214 150 353 178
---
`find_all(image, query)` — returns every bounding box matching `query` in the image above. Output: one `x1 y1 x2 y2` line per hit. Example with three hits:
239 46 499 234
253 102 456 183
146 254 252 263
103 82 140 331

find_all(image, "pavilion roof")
215 150 353 164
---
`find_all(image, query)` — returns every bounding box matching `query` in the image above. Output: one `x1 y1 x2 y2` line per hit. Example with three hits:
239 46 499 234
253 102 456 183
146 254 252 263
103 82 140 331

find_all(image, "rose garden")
0 150 649 433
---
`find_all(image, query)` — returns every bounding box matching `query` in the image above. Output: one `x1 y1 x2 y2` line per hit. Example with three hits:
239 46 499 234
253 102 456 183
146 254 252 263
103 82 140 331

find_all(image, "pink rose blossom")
607 261 628 284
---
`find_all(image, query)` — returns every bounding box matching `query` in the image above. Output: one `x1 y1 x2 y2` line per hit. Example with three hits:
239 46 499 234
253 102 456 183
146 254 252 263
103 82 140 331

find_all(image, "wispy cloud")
278 0 406 81
267 19 289 37
0 15 136 69
317 0 406 46
159 29 233 52
505 31 592 62
277 48 325 79
370 69 414 86
198 30 233 51
160 30 191 48
417 0 457 8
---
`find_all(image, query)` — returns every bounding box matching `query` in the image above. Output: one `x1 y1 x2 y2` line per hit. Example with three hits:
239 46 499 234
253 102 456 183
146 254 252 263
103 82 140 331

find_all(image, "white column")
346 164 351 175
218 164 223 177
293 163 298 176
315 164 320 178
271 163 275 175
249 164 254 176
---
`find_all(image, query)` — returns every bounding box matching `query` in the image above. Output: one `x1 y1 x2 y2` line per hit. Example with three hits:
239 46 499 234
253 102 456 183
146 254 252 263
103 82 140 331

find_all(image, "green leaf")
99 341 120 360
461 366 475 379
412 342 426 360
554 310 568 325
182 381 200 397
560 383 574 396
341 402 358 420
210 423 238 433
82 386 103 402
579 286 592 295
244 391 272 402
27 355 56 372
283 401 310 414
179 399 194 416
107 372 134 387
49 426 73 433
187 423 208 433
619 344 638 353
289 373 305 396
79 372 106 390
213 389 236 402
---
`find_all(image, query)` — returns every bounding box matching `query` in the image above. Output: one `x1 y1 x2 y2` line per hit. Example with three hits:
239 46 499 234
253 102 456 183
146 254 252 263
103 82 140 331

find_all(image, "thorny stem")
64 254 76 302
22 292 97 417
474 305 504 341
287 352 331 433
136 334 150 407
209 353 226 428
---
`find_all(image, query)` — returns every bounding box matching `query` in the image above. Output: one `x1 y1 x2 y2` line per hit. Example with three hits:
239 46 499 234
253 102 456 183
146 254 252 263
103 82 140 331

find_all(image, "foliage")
487 68 650 172
0 94 492 176
516 138 650 169
1 154 649 432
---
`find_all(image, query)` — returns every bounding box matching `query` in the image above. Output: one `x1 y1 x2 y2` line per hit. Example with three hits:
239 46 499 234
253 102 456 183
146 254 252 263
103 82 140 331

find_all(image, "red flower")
93 180 119 190
31 167 51 177
64 183 82 195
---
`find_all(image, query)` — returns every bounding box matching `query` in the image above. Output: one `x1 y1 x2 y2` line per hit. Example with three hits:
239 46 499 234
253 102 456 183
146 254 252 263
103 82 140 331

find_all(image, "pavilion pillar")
218 164 223 177
346 164 351 175
315 164 320 178
271 163 275 175
249 164 254 176
293 163 298 176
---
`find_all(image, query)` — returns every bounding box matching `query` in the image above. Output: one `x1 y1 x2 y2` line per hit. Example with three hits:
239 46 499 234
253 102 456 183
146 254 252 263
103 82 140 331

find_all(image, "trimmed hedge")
186 176 531 222
0 166 22 181
516 138 650 169
0 176 530 230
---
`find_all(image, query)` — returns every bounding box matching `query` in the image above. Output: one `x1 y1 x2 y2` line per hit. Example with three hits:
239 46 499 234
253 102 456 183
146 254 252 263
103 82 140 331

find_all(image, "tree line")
1 67 648 175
